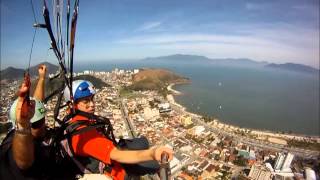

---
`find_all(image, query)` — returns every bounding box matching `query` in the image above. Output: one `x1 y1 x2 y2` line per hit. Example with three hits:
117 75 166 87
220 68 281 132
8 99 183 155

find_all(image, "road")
119 98 137 138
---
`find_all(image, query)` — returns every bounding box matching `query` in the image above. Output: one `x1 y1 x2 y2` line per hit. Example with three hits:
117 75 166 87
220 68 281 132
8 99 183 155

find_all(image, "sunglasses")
31 118 45 129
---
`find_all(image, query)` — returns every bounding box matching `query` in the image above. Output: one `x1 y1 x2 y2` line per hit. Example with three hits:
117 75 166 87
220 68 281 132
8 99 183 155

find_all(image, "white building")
83 70 93 75
194 126 205 136
180 145 193 153
169 157 182 174
305 167 316 180
248 164 273 180
158 103 171 113
281 153 294 172
274 153 286 171
143 107 160 120
274 152 294 173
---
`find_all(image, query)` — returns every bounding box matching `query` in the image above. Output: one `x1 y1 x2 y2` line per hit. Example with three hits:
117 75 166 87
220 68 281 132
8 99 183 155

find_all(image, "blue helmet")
64 80 96 102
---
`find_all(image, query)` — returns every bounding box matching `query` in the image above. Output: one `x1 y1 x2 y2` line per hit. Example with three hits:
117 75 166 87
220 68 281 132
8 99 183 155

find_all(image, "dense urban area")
1 68 319 180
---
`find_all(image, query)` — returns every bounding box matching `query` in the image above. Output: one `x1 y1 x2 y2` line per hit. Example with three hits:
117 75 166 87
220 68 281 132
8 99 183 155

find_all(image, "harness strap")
66 122 107 138
59 111 118 174
60 139 93 174
66 120 90 132
68 110 118 144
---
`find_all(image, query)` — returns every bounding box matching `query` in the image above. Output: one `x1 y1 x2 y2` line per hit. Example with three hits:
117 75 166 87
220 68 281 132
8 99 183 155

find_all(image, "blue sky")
1 0 319 69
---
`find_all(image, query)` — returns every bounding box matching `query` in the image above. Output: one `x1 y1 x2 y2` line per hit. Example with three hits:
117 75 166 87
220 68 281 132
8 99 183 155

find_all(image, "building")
304 167 316 180
274 173 294 180
193 126 205 136
274 153 286 171
274 152 294 172
248 164 273 180
143 107 159 120
238 149 250 159
180 115 193 127
281 153 294 172
158 103 172 113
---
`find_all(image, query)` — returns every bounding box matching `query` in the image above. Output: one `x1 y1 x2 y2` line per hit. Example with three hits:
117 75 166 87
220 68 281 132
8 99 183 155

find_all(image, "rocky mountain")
0 62 59 80
143 54 318 73
127 68 190 96
265 63 319 74
0 67 25 80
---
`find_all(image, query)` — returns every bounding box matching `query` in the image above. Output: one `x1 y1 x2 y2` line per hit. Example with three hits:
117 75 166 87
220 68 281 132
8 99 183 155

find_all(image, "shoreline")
167 83 182 95
166 83 320 143
167 83 201 119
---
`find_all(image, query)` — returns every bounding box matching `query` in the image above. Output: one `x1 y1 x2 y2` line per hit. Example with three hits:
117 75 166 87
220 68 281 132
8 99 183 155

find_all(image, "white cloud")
291 4 319 17
245 3 264 11
118 34 285 47
136 21 162 32
292 4 318 11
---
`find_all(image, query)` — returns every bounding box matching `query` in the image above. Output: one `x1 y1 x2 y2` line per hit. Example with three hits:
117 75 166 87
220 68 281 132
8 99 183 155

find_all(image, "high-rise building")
281 153 294 171
274 152 294 172
274 153 286 171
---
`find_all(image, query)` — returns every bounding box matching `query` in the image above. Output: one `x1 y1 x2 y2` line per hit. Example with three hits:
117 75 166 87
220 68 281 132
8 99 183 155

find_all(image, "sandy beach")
167 84 202 118
167 83 182 95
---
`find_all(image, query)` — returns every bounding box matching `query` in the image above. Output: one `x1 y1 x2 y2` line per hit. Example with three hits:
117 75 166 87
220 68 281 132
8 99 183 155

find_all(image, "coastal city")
0 68 319 180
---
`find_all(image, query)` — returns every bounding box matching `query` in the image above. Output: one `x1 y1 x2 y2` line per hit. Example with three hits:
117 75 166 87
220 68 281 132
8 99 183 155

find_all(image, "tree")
149 100 155 108
233 155 247 167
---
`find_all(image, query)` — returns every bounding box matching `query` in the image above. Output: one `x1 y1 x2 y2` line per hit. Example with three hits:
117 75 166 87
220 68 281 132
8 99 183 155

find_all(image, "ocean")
76 61 319 136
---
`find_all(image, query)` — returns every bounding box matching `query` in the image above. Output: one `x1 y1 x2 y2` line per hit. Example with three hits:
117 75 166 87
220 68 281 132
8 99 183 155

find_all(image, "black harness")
52 110 117 174
64 111 117 145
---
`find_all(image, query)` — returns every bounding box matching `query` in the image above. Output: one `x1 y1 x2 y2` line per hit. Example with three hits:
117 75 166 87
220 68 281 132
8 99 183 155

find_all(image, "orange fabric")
70 114 126 180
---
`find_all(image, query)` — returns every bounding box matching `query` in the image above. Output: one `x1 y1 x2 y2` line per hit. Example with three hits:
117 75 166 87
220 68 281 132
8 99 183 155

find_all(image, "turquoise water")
77 62 319 136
